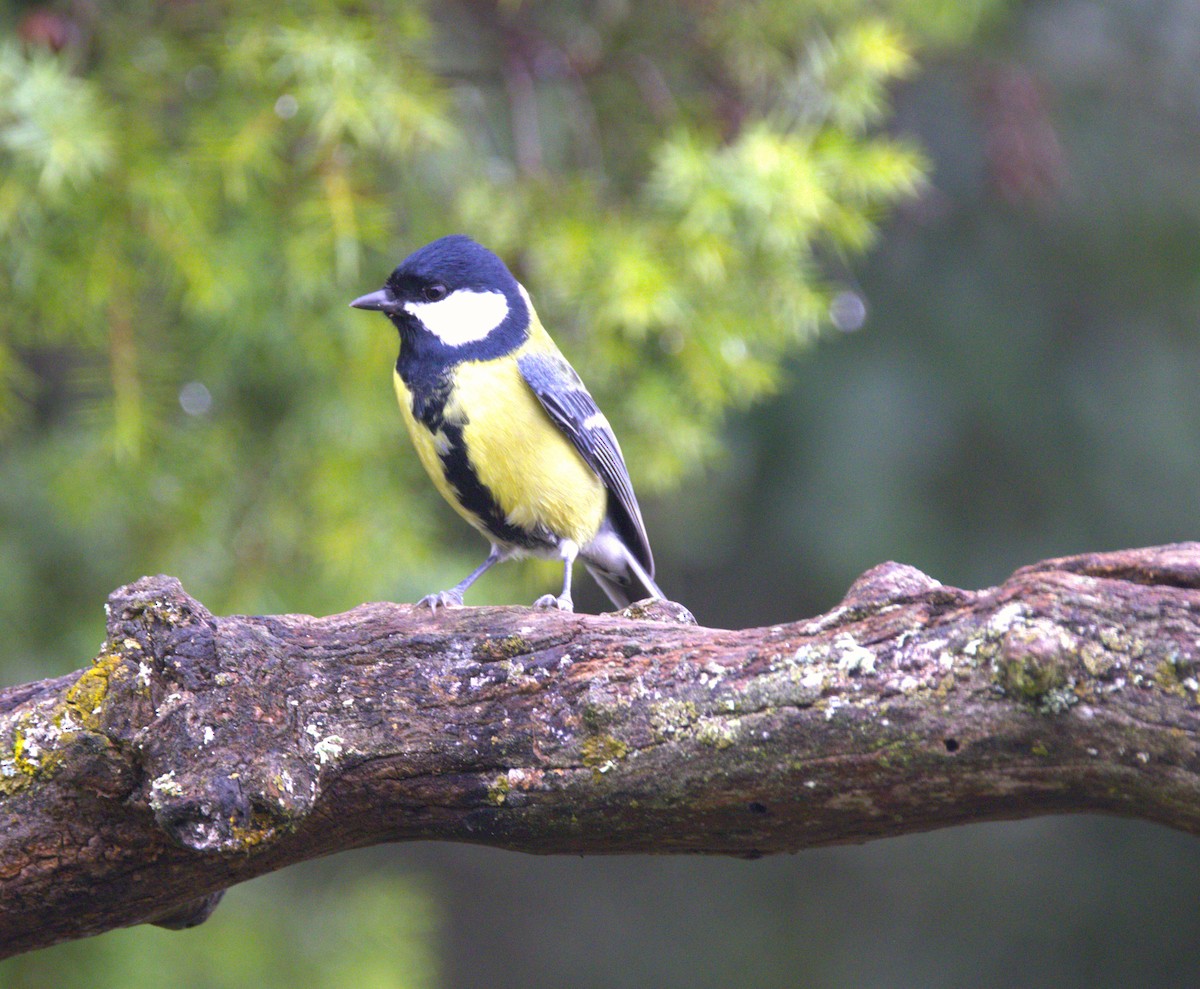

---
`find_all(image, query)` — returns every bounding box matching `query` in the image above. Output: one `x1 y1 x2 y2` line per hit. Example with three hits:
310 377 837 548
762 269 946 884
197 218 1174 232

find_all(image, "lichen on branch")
3 543 1200 959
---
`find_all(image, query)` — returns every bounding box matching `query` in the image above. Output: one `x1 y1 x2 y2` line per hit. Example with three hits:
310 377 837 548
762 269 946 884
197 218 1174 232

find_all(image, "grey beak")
349 289 398 313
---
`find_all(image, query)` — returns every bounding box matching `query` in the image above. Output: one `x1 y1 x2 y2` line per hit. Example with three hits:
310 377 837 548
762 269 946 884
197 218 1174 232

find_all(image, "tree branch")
4 543 1200 958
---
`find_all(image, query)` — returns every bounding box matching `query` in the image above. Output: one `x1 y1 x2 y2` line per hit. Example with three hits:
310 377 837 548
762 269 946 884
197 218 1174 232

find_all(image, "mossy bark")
3 544 1200 958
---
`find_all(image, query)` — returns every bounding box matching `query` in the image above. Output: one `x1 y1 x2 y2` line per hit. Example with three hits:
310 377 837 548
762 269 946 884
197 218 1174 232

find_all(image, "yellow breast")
393 345 606 549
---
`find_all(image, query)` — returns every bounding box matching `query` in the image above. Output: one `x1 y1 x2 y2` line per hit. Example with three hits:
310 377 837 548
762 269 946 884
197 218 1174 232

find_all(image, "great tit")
350 235 665 612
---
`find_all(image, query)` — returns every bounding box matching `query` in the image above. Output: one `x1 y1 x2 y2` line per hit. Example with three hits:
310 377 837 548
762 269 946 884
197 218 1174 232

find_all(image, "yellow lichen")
63 653 124 728
11 727 39 777
1153 658 1189 698
229 823 278 850
1 651 130 795
486 774 511 806
475 635 529 663
580 734 628 778
1080 642 1116 678
694 717 739 749
650 699 698 738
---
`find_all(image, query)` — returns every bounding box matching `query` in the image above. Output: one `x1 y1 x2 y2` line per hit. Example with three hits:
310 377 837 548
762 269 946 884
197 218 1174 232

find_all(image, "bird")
350 234 665 613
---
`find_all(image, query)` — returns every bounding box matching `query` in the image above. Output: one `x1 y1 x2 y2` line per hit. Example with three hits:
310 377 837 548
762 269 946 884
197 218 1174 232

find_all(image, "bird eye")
423 283 449 303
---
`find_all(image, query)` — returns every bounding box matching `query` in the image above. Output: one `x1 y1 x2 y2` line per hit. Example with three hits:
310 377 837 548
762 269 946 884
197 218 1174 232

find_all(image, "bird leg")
419 545 505 611
534 540 578 612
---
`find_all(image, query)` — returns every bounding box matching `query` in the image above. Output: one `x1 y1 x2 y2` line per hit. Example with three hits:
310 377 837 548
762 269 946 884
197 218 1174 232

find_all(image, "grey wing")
517 350 655 576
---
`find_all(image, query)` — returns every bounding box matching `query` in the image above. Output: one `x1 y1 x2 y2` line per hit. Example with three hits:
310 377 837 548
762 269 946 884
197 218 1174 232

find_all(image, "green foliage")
0 44 113 196
0 0 997 645
3 865 440 989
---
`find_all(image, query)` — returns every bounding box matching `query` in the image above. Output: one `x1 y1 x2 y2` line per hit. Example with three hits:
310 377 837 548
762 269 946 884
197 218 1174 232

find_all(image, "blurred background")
3 0 1200 985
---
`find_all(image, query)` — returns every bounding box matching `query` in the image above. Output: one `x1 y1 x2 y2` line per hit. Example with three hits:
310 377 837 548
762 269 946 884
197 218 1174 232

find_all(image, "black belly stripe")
437 422 547 550
404 368 452 432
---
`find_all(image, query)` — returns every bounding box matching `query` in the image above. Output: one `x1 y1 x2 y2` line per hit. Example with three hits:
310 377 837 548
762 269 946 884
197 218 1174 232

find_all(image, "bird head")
350 235 530 352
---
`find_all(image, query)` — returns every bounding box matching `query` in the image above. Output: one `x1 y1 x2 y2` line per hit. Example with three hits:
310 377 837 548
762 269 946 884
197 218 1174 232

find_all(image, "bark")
3 543 1200 958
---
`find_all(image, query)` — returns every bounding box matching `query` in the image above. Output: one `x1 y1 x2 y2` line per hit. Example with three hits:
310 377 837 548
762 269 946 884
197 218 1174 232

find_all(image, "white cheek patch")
405 289 510 347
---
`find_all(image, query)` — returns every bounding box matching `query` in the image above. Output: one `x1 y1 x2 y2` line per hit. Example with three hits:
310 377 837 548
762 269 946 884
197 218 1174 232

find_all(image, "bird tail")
584 549 665 609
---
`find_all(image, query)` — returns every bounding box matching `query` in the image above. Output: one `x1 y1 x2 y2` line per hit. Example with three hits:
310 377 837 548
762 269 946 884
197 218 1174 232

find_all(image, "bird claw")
533 593 573 612
418 589 465 612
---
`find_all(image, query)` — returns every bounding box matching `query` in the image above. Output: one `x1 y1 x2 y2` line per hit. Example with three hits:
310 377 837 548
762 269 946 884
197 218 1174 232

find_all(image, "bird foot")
533 593 574 612
418 589 465 612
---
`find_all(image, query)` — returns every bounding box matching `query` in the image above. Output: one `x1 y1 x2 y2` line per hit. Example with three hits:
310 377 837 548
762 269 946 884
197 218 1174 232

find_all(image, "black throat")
391 293 529 432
